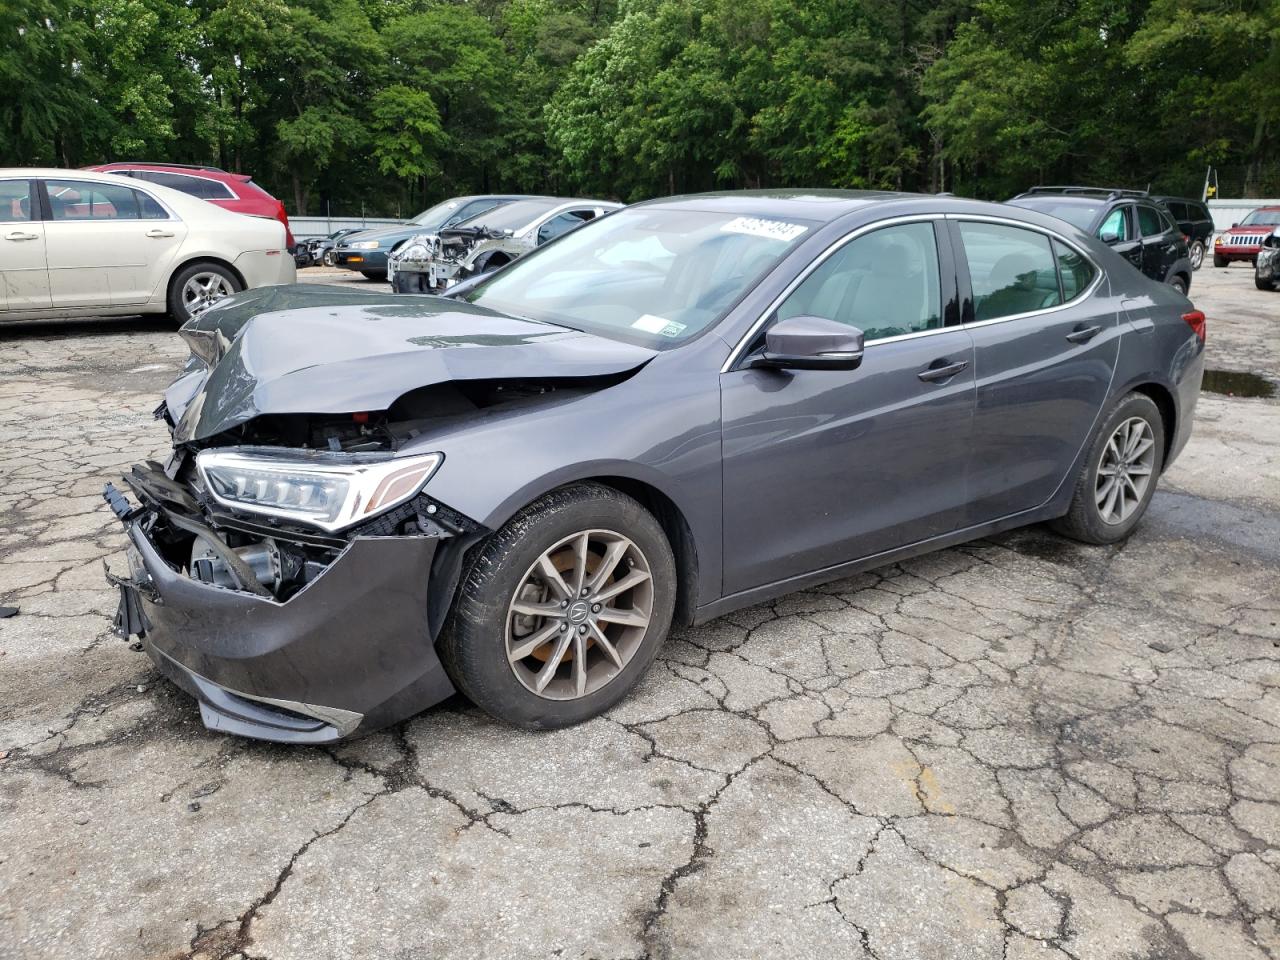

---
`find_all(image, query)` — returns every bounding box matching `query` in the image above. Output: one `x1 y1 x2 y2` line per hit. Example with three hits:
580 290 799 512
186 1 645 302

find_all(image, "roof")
637 189 920 224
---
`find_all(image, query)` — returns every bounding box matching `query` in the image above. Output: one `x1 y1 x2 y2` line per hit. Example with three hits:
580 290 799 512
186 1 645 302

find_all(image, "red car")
1213 205 1280 267
85 162 295 248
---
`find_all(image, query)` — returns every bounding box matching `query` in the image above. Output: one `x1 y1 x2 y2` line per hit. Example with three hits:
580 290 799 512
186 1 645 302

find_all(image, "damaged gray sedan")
389 196 620 293
105 191 1204 743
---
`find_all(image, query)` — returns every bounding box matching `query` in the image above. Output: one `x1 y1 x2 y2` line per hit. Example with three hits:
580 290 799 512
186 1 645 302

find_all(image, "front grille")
1225 234 1265 246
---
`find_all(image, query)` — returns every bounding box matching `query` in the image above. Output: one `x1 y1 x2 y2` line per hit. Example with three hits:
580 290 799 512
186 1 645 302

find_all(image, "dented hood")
167 284 655 443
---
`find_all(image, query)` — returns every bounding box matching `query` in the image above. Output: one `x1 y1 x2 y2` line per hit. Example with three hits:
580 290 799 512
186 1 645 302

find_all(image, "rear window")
134 170 235 200
0 179 33 222
44 179 168 221
1137 205 1165 237
960 221 1063 321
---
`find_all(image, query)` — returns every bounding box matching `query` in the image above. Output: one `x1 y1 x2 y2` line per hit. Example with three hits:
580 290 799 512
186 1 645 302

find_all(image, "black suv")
1151 196 1214 270
1007 187 1193 294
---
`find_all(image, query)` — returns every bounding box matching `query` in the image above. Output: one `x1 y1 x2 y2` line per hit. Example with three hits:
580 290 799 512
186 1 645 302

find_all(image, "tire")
392 271 430 294
322 250 336 267
1050 392 1165 545
439 483 677 729
167 261 241 325
1169 274 1188 296
360 270 388 281
1257 275 1273 291
1213 253 1228 268
1189 240 1205 270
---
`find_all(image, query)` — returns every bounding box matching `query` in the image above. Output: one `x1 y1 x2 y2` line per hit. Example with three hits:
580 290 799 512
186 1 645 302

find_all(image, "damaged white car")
389 197 621 293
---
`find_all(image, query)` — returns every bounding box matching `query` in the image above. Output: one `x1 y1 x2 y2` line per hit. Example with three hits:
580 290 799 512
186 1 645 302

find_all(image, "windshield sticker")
720 216 808 242
631 314 688 338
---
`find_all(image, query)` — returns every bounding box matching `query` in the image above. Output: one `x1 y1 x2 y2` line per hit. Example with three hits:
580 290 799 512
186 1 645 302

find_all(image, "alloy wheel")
1095 416 1156 525
505 529 653 700
182 272 234 317
1189 241 1204 270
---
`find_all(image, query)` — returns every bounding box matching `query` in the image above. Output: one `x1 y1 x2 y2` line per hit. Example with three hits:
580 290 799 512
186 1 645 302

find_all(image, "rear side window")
134 170 235 200
1137 205 1164 237
1054 241 1096 301
959 222 1063 321
1166 201 1187 220
777 221 942 341
0 179 33 222
44 180 167 220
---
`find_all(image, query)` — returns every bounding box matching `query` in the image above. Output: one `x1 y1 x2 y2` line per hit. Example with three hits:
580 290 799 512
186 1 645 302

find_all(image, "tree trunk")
292 174 307 217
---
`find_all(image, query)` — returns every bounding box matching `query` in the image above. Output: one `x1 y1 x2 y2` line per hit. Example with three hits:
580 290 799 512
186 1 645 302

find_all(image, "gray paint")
114 190 1205 740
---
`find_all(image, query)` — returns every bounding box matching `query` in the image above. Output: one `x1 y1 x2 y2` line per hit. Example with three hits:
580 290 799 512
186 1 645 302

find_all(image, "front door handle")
145 228 175 238
917 359 969 383
1066 325 1102 344
4 230 38 241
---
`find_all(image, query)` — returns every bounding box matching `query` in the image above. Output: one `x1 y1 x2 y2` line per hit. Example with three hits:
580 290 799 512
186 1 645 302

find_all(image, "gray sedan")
105 190 1205 741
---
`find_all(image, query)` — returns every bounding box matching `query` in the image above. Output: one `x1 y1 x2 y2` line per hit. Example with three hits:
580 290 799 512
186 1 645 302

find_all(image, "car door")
720 218 975 594
0 178 51 312
1137 203 1177 281
951 218 1119 523
1098 204 1142 272
41 178 186 308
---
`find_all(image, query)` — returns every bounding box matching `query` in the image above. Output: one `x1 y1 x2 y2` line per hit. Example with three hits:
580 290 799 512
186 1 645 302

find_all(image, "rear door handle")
145 228 175 238
917 359 969 383
4 230 38 241
1065 325 1102 343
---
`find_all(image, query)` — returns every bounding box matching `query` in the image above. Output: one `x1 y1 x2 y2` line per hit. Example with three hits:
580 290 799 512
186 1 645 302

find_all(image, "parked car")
295 227 362 268
1007 187 1193 294
1213 206 1280 267
104 189 1204 742
389 197 623 293
0 169 294 324
1151 195 1214 270
332 195 527 280
86 162 295 248
1255 227 1280 290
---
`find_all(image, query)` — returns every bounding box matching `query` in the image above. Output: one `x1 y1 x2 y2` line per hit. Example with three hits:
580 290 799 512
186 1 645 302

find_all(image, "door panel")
1099 206 1142 272
41 179 186 307
954 222 1119 523
0 179 51 310
720 219 974 596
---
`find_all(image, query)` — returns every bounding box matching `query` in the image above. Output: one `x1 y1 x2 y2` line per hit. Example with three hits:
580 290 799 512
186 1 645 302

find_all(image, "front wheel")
439 484 676 729
168 262 241 325
1169 274 1188 296
360 270 388 281
1213 253 1228 268
1257 274 1274 291
322 249 336 267
1189 240 1205 270
1050 393 1165 545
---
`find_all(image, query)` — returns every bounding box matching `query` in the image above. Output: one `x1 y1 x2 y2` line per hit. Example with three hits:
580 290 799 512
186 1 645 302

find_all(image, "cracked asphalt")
1 266 1278 960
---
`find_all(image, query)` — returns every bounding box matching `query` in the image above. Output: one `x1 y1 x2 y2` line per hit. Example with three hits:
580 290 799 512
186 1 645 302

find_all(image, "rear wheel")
1169 273 1188 296
439 483 676 729
1189 240 1205 270
1050 393 1165 545
1213 253 1228 268
168 262 241 325
1257 274 1273 291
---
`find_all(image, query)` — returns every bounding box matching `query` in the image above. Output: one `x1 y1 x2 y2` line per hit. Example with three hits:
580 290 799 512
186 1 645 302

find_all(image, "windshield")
453 198 561 233
1241 210 1280 227
411 198 474 228
465 207 813 347
1007 198 1101 231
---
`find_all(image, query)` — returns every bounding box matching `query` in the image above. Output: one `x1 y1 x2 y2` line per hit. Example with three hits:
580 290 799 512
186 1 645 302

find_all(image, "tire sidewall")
1189 240 1204 270
443 485 677 729
168 262 240 324
1075 394 1166 543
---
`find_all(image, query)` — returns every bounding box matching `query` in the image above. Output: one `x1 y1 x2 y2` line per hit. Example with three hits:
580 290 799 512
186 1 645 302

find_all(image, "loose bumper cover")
104 483 459 743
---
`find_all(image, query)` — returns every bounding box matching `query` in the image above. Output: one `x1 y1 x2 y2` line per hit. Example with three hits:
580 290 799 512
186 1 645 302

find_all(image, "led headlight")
349 240 381 250
196 447 442 532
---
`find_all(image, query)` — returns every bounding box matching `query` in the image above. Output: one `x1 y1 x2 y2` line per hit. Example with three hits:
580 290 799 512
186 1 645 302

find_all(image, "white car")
0 168 295 325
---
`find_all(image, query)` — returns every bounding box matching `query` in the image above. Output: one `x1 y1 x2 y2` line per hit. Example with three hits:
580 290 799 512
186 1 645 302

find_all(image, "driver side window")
1097 208 1128 241
776 222 942 342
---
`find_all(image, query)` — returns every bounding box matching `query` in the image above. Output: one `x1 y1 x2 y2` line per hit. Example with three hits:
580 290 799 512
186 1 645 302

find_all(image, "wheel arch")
1130 380 1177 464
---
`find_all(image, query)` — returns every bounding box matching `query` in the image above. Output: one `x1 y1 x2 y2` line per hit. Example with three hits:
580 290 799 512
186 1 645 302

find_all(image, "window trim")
0 178 39 223
721 214 952 373
128 168 239 201
944 214 1104 331
37 178 180 223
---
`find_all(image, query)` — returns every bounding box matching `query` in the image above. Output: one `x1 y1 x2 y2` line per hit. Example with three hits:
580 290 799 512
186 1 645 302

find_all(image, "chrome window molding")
721 214 946 373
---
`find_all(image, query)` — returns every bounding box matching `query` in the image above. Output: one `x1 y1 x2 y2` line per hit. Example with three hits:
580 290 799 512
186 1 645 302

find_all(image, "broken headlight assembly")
196 447 442 533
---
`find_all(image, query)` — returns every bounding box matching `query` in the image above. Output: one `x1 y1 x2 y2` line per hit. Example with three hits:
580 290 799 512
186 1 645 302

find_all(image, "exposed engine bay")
390 224 527 293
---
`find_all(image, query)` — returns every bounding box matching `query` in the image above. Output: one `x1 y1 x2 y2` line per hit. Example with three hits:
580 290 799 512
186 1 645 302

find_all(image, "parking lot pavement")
1 265 1277 960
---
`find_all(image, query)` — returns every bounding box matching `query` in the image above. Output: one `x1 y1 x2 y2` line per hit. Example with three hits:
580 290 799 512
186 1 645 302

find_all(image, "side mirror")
1232 222 1239 228
755 315 864 371
1100 230 1120 244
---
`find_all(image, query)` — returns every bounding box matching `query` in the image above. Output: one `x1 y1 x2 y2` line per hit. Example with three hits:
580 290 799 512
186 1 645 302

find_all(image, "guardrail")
290 216 406 240
1208 199 1280 234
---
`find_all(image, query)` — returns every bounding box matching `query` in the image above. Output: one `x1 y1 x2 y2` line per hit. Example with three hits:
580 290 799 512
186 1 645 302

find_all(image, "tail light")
1182 310 1206 342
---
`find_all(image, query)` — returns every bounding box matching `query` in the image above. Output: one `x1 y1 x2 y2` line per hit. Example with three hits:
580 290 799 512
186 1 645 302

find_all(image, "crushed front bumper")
104 485 458 743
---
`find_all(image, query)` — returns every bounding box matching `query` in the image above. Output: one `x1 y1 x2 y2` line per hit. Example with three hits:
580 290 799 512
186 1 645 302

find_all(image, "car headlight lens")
349 240 381 250
196 448 443 532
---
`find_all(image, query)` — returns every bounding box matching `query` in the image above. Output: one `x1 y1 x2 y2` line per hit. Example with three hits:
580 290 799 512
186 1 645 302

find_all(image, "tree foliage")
1 0 1275 213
